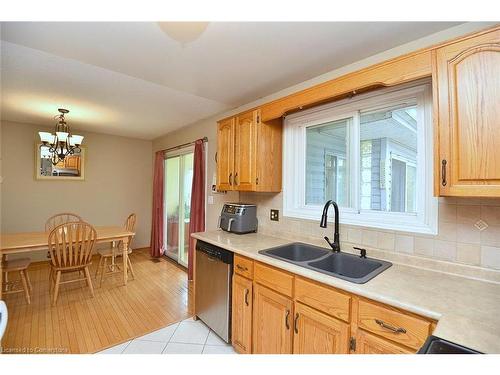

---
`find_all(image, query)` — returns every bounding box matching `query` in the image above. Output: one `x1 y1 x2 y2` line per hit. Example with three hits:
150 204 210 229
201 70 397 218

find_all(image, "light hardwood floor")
1 248 191 354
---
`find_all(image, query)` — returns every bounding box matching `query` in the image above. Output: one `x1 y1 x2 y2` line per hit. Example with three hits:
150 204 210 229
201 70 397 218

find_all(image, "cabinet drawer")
234 255 254 279
295 277 351 323
254 262 293 297
357 299 432 350
355 330 414 354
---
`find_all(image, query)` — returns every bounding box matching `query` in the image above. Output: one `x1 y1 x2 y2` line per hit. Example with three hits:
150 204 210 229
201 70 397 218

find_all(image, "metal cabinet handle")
294 313 299 334
236 264 248 272
229 172 233 186
234 172 239 185
244 289 249 306
375 319 407 334
441 159 447 186
285 310 290 330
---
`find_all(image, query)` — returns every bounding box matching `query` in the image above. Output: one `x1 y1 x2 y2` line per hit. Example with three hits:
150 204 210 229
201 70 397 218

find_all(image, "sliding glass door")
164 147 194 267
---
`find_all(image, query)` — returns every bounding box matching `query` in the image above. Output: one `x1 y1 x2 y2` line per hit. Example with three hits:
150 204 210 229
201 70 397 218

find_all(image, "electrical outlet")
270 209 279 221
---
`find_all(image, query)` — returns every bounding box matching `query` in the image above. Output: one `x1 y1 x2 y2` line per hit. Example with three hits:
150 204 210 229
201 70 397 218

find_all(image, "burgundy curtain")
150 150 165 258
188 139 206 280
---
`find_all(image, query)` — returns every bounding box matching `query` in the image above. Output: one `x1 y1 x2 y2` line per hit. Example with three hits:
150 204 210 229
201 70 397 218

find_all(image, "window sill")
283 207 438 235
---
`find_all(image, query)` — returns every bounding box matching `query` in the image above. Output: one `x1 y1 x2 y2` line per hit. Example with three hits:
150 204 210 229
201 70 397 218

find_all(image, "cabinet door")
231 274 253 354
234 110 258 191
293 302 349 354
252 283 293 354
434 28 500 196
216 117 235 190
355 330 413 354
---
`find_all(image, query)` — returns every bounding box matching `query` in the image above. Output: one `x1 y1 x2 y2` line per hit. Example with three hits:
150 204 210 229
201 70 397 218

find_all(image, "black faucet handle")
324 236 334 250
354 247 367 258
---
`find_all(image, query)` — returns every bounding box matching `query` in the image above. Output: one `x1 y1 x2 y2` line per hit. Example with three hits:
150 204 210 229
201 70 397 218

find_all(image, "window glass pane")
406 165 417 212
180 153 194 265
360 104 417 213
306 118 350 207
164 157 180 259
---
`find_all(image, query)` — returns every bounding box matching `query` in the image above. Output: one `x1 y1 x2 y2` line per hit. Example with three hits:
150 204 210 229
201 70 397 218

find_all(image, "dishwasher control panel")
196 240 233 264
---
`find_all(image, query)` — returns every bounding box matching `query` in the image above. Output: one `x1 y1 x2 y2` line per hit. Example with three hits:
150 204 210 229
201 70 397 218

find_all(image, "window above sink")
283 81 437 235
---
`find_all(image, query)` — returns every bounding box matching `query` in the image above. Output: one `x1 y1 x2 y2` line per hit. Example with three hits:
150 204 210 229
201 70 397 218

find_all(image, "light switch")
208 195 214 205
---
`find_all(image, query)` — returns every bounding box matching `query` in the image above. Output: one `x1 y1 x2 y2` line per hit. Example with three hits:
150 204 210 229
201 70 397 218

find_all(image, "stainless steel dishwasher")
194 240 233 343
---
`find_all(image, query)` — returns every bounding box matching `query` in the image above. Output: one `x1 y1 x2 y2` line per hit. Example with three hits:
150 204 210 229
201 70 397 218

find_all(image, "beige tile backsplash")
240 192 500 273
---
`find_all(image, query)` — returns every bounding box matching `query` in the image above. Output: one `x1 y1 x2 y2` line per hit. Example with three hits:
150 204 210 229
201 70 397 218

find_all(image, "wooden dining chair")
1 258 33 304
45 212 82 232
48 221 97 306
95 213 137 286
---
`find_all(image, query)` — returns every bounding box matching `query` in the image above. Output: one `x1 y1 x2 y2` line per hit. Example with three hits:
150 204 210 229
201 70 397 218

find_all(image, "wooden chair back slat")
116 213 137 249
45 213 82 232
48 222 97 269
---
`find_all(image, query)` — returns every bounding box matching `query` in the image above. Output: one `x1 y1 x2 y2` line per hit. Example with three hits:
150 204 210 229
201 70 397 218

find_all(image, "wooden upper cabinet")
252 283 293 354
355 330 413 354
434 27 500 197
293 302 349 354
216 117 235 191
232 274 253 354
234 110 258 191
216 109 282 192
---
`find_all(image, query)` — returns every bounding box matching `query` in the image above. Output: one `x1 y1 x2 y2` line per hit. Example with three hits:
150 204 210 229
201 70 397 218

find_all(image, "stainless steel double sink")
259 242 392 284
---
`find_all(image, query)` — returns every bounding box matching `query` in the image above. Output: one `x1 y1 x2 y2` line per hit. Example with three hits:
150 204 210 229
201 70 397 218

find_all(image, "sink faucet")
320 200 341 253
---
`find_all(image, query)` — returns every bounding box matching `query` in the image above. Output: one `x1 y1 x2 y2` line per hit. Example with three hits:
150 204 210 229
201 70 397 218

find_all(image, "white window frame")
283 81 437 235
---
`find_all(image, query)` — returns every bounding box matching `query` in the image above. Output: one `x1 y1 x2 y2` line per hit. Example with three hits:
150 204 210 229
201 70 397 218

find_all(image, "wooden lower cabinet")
231 274 253 354
293 302 350 354
252 283 293 354
354 330 413 354
356 298 431 350
231 259 434 354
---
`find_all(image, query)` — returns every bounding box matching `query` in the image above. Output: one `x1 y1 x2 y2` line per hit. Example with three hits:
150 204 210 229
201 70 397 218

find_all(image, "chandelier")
38 109 84 165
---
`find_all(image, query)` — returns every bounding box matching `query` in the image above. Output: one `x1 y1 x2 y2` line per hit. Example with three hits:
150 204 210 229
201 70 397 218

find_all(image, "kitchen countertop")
192 230 500 354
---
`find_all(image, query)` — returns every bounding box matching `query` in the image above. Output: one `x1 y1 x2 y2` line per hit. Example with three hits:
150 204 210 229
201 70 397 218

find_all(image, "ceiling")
0 22 461 140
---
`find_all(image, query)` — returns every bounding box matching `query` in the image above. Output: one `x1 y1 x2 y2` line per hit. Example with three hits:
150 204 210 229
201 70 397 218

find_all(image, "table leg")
111 241 116 272
122 236 129 286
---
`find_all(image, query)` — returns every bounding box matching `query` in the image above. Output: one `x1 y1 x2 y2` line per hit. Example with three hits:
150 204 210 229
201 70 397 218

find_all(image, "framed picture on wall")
34 142 87 181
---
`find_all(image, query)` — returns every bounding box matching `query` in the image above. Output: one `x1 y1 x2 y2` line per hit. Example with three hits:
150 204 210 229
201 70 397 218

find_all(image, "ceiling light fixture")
39 108 84 165
157 22 209 44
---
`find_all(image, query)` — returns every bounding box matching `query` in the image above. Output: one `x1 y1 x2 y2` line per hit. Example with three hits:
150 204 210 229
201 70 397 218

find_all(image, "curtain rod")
163 136 208 153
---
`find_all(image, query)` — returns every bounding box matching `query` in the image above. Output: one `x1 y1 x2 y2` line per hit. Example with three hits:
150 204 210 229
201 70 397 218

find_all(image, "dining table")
0 226 135 299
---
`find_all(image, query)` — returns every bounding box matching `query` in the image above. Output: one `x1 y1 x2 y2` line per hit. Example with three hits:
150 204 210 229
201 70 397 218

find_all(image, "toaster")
218 203 258 234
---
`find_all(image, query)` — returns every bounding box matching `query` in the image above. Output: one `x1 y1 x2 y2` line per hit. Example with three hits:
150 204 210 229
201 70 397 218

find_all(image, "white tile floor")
98 317 236 354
